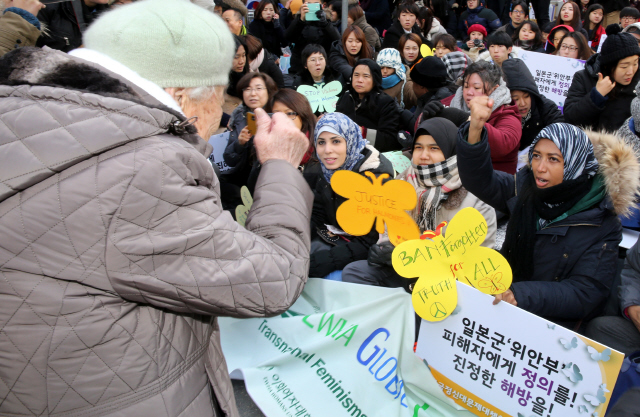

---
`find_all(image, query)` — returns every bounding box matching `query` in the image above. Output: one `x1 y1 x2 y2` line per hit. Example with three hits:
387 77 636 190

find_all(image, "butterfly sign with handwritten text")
392 207 513 322
330 170 421 246
297 81 342 113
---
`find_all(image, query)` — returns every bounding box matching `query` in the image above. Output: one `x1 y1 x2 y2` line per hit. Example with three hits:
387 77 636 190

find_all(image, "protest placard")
519 51 585 111
208 131 232 173
297 81 342 113
331 170 420 246
220 279 476 417
416 282 624 417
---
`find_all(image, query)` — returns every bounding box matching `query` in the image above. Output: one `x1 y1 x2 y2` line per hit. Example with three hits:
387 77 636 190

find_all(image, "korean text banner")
519 51 585 111
219 279 476 417
416 282 624 417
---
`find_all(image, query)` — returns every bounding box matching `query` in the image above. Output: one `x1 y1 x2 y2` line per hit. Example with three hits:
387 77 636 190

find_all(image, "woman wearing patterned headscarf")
309 112 394 279
376 48 417 109
342 117 496 290
458 119 640 326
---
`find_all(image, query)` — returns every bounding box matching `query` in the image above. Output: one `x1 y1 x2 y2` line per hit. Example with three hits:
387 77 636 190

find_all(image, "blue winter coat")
457 123 630 326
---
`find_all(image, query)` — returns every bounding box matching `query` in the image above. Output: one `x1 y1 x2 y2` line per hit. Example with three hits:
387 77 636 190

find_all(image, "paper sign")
597 34 607 54
208 132 232 173
420 44 434 57
297 81 342 113
220 279 474 417
235 186 253 227
382 151 412 174
331 170 420 246
519 51 585 110
392 207 512 322
416 281 625 417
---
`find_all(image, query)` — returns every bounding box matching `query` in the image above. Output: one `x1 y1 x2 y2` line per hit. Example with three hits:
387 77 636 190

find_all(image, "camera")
473 38 483 48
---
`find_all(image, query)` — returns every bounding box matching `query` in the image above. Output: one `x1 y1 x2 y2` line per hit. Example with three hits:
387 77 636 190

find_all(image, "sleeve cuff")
590 87 608 108
4 7 40 30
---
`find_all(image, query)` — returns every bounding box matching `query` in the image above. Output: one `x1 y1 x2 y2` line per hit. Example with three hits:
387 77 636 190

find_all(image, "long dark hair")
555 31 593 60
418 7 434 38
342 25 374 66
555 1 583 32
583 3 604 35
512 21 544 50
350 59 383 112
463 60 503 94
271 89 316 138
254 0 279 21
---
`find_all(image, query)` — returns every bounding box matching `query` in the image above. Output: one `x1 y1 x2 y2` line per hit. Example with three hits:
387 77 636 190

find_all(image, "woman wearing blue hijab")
309 112 394 279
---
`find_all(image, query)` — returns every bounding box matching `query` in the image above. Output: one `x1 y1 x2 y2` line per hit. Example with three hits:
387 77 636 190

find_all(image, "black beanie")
410 57 449 90
600 24 640 67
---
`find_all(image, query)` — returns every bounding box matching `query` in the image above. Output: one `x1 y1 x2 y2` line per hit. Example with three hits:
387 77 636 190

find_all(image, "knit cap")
410 56 448 89
467 23 487 38
376 48 406 81
600 24 640 67
84 0 235 88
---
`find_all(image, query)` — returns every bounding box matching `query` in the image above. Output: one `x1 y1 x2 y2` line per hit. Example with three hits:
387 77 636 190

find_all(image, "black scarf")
501 169 593 282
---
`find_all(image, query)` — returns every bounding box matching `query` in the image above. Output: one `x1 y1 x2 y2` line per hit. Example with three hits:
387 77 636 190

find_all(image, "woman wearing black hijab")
335 58 402 152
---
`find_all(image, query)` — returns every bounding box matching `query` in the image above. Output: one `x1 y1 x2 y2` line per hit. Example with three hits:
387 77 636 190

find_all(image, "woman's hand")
466 39 475 49
300 3 309 20
493 289 517 306
238 126 251 145
467 96 493 144
596 72 616 97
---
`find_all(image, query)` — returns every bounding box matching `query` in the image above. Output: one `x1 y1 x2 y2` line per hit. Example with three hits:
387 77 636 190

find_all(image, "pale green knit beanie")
84 0 234 88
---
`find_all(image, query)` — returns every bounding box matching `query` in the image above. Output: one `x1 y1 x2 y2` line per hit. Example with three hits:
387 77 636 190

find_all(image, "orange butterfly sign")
392 207 512 322
331 170 420 246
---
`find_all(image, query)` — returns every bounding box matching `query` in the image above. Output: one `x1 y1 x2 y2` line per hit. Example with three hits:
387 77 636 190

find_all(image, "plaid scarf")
401 156 462 232
441 52 471 84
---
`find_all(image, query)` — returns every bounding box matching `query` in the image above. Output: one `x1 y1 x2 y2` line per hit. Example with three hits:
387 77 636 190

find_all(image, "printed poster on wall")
416 281 624 417
519 51 585 111
219 279 476 417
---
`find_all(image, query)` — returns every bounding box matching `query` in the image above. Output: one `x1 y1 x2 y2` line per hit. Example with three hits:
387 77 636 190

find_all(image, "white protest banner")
297 81 342 113
416 282 625 417
519 51 585 111
208 131 232 173
219 279 476 417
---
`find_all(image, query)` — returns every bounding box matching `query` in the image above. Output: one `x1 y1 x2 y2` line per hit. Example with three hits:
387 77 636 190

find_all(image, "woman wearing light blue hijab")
309 112 394 279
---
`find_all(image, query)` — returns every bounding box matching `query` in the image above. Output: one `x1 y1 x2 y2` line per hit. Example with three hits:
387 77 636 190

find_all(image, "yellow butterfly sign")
392 207 512 322
330 170 420 246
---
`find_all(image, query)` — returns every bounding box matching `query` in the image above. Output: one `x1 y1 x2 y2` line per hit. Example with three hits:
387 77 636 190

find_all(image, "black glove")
421 101 444 120
316 9 328 25
310 250 335 278
439 107 471 127
367 242 395 268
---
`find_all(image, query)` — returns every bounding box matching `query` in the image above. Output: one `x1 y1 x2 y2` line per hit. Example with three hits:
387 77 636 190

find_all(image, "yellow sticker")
331 170 420 246
392 207 512 322
235 186 254 228
420 44 435 57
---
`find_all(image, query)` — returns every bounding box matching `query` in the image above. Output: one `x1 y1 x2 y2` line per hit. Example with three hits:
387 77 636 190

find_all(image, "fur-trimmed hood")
584 129 640 217
0 47 208 203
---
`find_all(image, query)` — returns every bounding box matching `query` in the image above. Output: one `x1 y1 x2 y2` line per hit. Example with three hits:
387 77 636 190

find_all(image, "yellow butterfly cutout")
392 207 512 322
331 170 420 246
420 44 435 57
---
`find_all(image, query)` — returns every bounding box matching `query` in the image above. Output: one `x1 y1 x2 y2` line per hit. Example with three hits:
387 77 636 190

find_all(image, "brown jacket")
0 47 313 417
0 10 40 56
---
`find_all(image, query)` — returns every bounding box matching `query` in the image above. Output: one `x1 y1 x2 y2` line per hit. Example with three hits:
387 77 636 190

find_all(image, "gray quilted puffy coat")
0 48 313 417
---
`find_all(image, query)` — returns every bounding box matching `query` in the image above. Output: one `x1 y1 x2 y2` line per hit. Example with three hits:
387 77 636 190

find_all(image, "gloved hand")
316 9 328 25
439 107 471 127
310 250 335 278
422 101 445 119
367 242 395 268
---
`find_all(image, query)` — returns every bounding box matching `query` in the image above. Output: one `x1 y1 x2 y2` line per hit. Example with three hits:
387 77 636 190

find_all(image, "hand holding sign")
392 207 512 322
331 170 420 246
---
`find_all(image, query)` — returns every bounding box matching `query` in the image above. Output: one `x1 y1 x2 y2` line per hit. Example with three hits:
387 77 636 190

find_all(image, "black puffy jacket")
502 59 564 150
381 19 426 51
309 147 394 277
248 18 286 57
564 53 640 132
457 124 638 326
36 0 106 52
285 14 341 74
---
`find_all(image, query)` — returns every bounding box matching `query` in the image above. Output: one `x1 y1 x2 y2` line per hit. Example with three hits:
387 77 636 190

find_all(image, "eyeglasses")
279 111 298 120
622 16 638 21
243 86 267 93
560 44 578 51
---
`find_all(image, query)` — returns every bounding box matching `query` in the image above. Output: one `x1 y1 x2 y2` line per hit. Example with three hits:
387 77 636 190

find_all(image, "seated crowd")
2 0 640 414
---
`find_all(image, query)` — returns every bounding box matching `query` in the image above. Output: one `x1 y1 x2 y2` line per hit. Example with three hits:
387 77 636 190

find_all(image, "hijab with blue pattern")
314 112 367 183
528 123 599 181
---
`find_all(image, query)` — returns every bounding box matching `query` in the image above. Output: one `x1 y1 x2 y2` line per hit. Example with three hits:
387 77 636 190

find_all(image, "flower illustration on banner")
391 207 513 322
331 170 421 246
